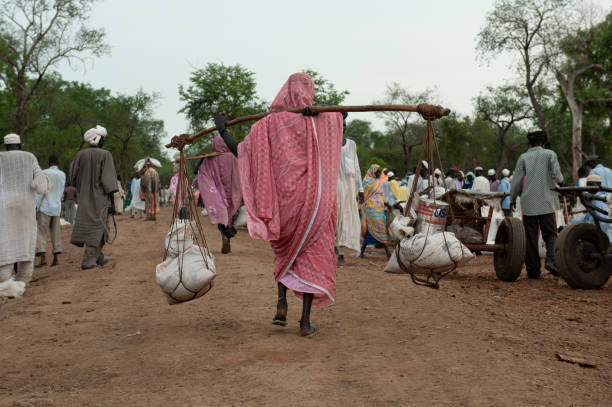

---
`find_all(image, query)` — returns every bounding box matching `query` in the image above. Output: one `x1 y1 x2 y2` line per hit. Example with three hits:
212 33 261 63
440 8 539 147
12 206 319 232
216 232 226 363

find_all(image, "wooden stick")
166 103 451 150
185 152 228 161
562 196 570 225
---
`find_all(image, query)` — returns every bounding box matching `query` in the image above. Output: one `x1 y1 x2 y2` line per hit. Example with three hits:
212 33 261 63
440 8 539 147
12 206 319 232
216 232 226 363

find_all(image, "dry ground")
1 206 611 406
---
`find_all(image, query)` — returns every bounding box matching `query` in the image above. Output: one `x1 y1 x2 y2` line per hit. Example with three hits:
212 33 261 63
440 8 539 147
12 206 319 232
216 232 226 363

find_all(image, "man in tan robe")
69 126 118 269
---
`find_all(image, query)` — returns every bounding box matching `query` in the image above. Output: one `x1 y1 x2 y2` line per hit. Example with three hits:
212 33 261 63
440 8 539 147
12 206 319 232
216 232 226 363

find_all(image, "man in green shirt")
510 130 564 279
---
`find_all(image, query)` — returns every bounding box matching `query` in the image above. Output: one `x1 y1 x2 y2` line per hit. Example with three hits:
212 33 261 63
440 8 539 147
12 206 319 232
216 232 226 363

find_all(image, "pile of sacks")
155 221 216 304
384 196 475 274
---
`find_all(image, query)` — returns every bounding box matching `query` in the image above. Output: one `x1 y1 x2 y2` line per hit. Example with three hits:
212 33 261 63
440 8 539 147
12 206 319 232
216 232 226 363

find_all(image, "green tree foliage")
373 83 438 173
178 63 266 152
0 0 109 137
474 85 532 172
0 73 169 186
302 69 349 105
476 0 576 138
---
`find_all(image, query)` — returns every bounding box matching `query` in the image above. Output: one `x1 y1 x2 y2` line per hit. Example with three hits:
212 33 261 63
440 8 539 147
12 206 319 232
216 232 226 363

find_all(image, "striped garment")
361 164 389 243
510 147 564 216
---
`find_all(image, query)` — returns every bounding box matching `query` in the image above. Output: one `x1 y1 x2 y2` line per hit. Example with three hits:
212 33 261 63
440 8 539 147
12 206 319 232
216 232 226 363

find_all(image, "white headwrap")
422 160 429 169
4 134 21 145
502 169 510 177
487 169 496 176
84 125 107 145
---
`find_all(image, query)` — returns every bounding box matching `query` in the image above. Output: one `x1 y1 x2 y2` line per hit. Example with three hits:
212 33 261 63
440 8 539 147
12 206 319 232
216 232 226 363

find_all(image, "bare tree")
475 85 533 173
0 0 109 138
374 83 437 173
477 0 576 138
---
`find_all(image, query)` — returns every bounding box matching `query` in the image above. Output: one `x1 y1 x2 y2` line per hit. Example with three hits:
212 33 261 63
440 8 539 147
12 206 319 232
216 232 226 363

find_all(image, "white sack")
0 279 26 298
538 234 547 259
486 209 505 244
134 158 162 172
389 215 415 240
165 221 194 257
400 231 474 270
234 205 247 229
155 245 216 304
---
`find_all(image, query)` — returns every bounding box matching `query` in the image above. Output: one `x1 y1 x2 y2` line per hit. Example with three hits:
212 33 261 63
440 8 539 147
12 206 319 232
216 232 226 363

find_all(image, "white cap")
422 160 429 169
387 171 395 177
475 166 483 171
487 169 496 176
434 168 442 175
502 169 510 177
4 133 20 145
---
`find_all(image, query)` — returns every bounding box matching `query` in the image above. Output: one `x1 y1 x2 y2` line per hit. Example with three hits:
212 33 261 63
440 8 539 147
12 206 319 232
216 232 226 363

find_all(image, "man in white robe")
0 134 50 297
472 166 491 193
127 174 145 218
335 114 364 265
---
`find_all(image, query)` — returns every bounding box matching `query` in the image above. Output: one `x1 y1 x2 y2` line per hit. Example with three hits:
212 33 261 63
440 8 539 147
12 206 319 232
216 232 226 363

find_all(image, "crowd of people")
1 72 611 338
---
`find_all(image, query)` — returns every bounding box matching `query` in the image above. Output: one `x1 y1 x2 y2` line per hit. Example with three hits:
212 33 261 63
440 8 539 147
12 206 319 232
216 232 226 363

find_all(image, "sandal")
300 324 318 338
272 303 288 326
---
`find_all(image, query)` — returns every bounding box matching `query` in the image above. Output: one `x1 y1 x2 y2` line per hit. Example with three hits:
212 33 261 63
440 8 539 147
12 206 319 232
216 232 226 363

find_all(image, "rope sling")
162 150 214 302
395 105 471 289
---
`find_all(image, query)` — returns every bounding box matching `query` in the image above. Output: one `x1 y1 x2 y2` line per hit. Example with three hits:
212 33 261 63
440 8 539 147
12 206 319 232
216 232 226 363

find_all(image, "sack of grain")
155 245 216 305
399 231 474 270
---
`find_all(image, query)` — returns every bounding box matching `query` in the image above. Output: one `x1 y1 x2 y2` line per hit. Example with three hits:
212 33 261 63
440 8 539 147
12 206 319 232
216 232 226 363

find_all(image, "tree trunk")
400 132 409 174
525 82 550 137
496 145 511 175
571 105 583 183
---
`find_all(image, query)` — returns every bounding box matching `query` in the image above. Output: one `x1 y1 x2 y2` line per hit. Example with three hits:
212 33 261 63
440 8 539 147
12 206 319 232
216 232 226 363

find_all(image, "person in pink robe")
195 136 242 253
215 73 343 337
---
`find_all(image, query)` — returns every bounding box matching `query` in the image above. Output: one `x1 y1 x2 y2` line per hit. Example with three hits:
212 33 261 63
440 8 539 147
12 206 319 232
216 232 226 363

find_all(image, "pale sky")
57 0 612 146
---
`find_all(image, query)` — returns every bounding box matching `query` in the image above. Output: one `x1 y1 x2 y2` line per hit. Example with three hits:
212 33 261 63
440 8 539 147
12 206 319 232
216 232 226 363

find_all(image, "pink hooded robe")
238 73 343 306
196 136 242 227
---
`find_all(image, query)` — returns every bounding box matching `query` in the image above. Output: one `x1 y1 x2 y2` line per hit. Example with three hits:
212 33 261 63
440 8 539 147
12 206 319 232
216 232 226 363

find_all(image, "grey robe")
69 147 118 247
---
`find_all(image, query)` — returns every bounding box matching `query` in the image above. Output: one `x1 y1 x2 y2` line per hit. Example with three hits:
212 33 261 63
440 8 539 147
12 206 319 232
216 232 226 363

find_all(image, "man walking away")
498 169 512 217
472 166 490 193
69 126 118 270
0 134 50 295
35 155 66 267
488 169 500 192
336 112 364 264
511 130 564 279
63 184 77 224
585 155 612 189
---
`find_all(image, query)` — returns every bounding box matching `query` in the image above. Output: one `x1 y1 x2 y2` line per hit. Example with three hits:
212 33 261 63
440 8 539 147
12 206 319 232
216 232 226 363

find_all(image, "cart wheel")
494 218 526 282
555 223 610 289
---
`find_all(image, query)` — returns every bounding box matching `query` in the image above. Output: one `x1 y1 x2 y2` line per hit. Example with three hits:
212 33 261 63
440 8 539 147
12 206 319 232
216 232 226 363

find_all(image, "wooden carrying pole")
166 104 451 150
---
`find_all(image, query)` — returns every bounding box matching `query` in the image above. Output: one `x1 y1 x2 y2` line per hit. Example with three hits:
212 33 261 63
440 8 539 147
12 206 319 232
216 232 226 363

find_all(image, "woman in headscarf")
216 73 343 337
194 136 242 254
464 171 475 189
360 164 390 258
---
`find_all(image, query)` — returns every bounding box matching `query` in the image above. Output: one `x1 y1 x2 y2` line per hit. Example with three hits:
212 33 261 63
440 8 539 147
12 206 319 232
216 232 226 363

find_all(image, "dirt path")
1 207 610 406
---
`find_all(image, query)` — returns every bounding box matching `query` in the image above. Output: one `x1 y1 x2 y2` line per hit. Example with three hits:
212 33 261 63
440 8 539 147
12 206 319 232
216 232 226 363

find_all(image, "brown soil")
1 207 610 406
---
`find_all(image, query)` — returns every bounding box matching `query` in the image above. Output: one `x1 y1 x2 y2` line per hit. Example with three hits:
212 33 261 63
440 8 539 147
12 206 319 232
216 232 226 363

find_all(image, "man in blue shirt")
577 174 612 242
35 155 66 267
586 155 612 190
498 168 511 217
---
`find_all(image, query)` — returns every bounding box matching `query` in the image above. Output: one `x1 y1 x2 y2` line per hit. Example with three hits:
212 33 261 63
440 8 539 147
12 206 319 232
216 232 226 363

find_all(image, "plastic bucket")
416 198 448 233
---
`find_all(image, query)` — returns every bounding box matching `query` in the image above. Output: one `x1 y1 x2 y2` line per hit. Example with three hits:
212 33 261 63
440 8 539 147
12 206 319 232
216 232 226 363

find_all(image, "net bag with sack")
387 105 474 288
155 151 216 304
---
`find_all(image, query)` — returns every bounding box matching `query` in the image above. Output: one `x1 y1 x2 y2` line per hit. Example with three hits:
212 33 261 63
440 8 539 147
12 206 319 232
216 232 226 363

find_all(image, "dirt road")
1 207 610 406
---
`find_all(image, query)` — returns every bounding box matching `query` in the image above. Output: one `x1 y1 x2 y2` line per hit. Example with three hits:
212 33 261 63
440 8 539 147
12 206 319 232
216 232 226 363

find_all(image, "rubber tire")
555 223 610 289
494 217 526 282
